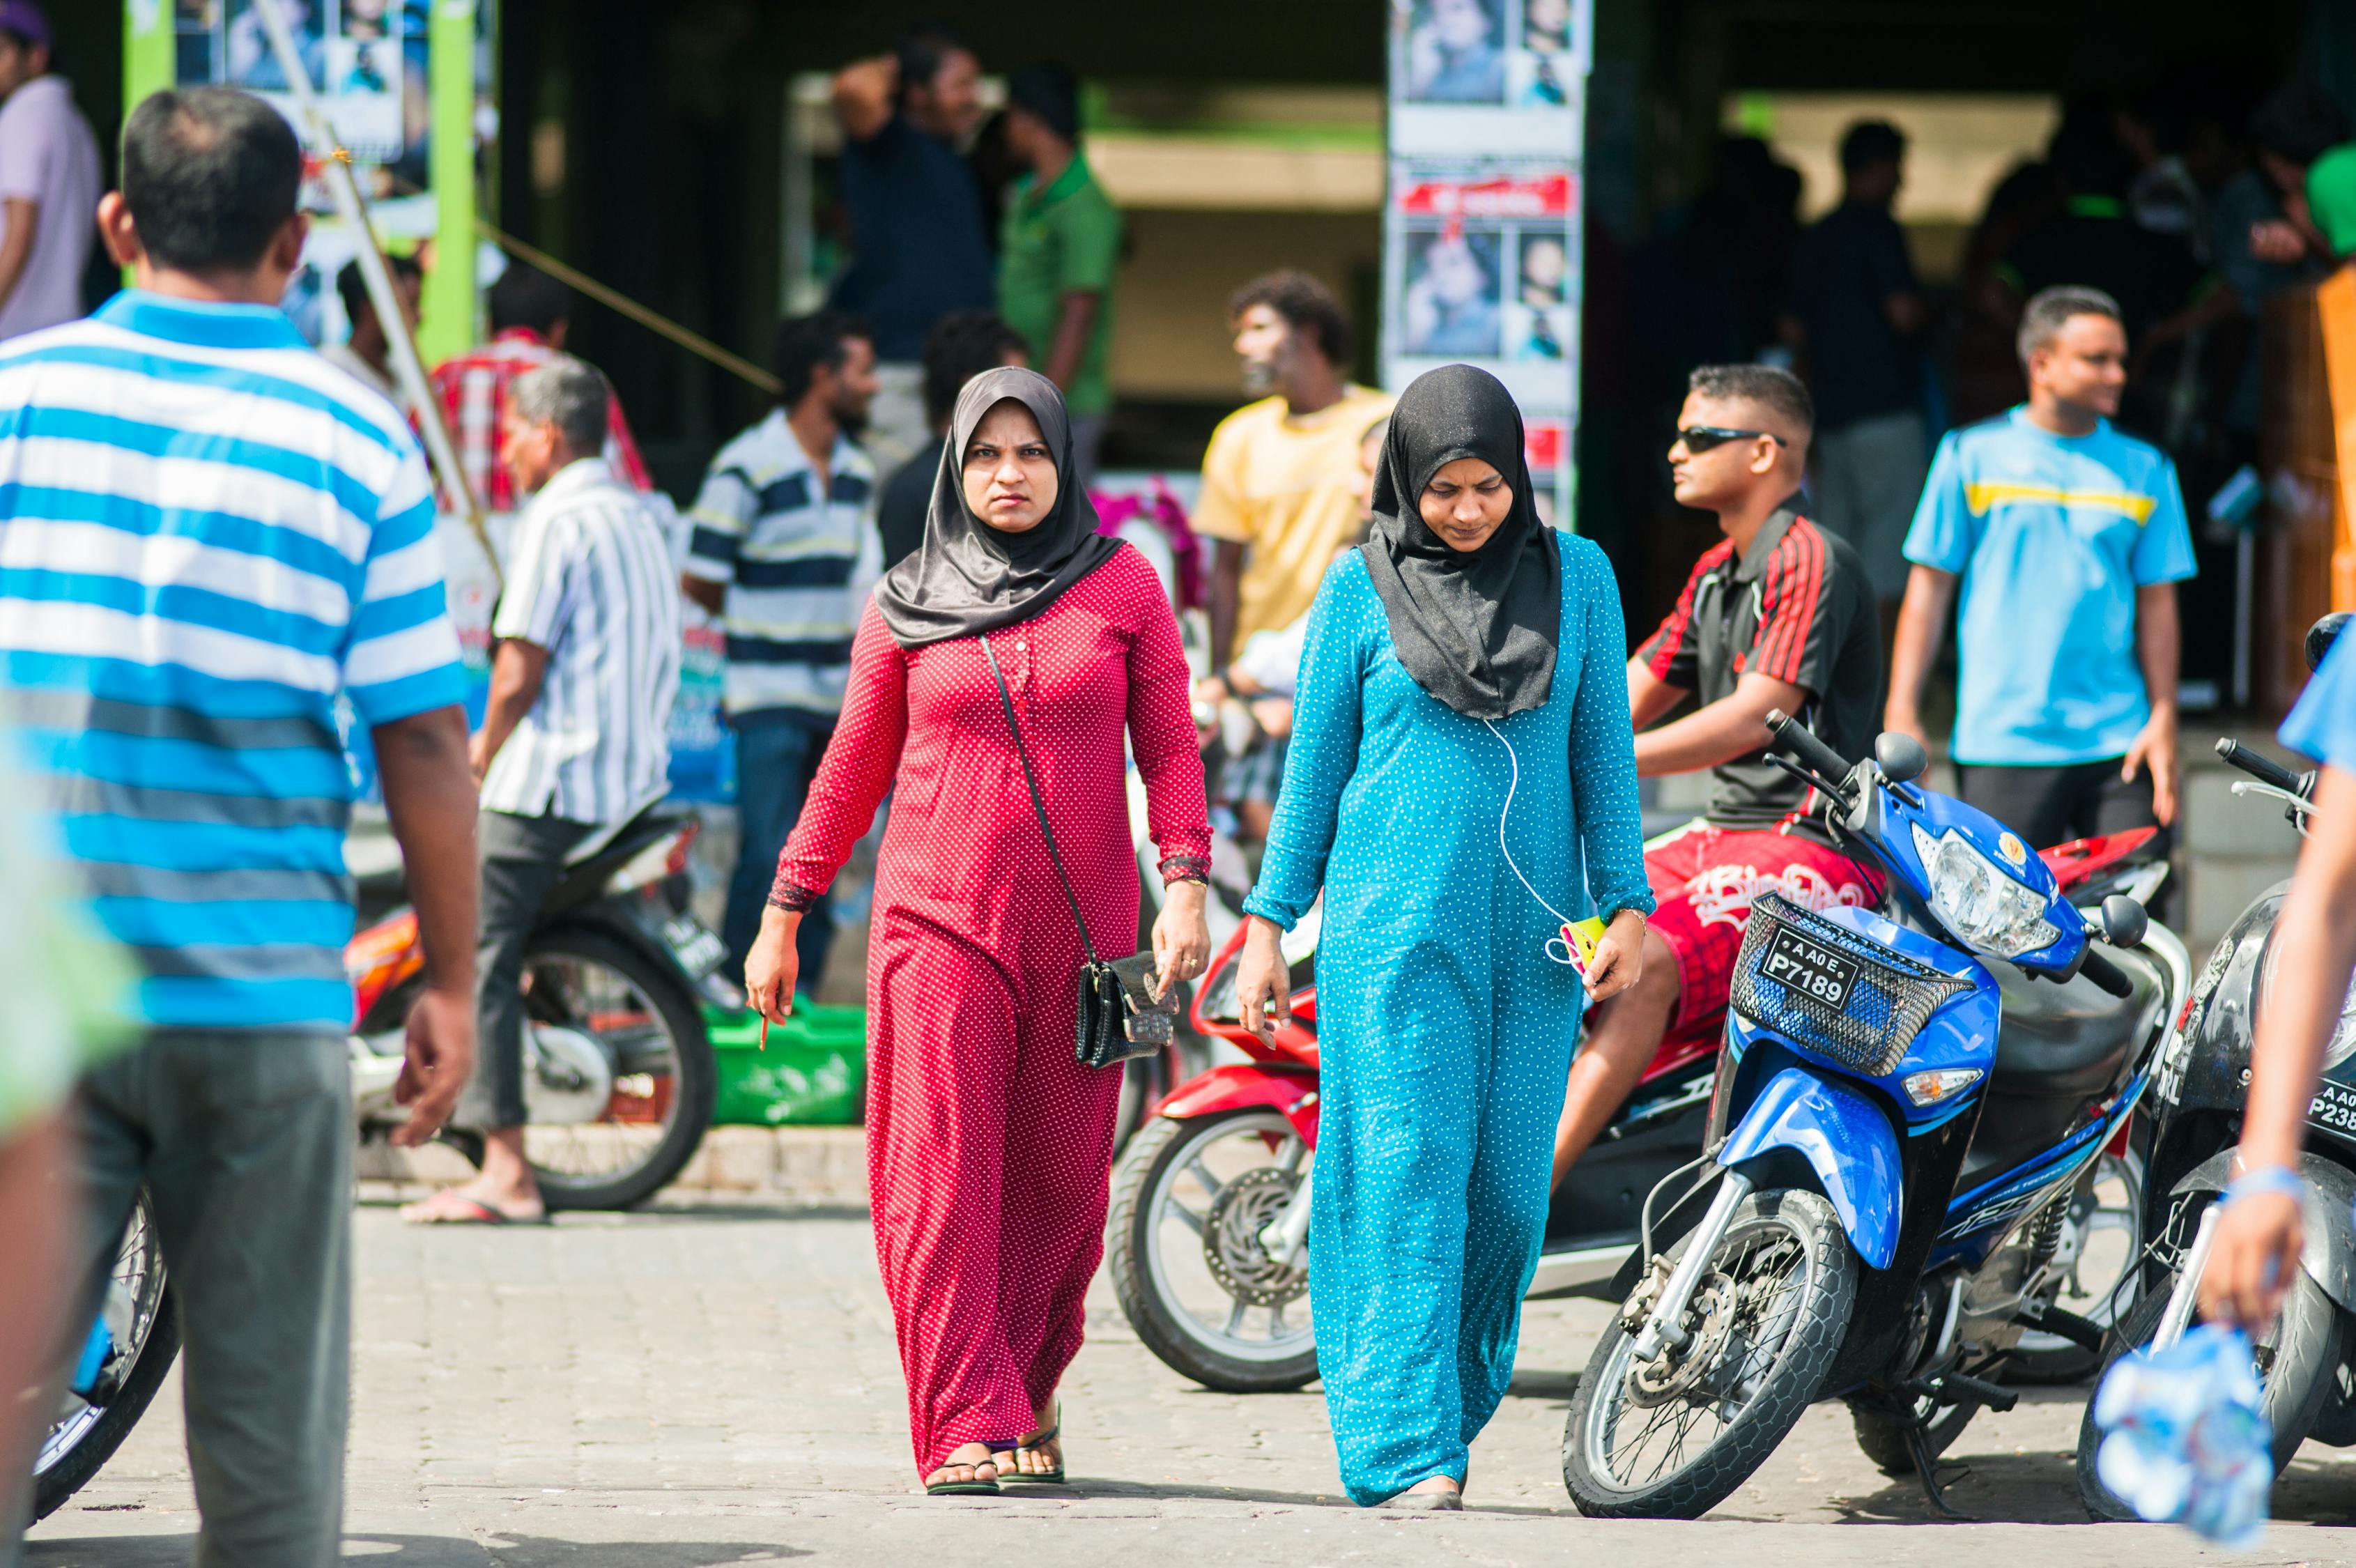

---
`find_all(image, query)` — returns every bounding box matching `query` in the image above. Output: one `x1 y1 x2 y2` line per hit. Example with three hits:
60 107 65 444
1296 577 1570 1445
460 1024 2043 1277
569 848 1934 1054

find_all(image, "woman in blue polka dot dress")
1233 364 1654 1509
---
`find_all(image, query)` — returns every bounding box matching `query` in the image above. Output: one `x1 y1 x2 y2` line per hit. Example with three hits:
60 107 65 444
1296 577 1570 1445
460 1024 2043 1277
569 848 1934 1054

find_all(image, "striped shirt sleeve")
344 443 468 724
1748 523 1841 691
493 505 581 650
684 462 753 583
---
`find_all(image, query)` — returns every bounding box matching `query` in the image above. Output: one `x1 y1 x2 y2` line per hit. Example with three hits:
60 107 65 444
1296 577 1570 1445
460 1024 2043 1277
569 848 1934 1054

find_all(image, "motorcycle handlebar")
2077 947 2135 999
1763 708 1854 787
2216 737 2304 796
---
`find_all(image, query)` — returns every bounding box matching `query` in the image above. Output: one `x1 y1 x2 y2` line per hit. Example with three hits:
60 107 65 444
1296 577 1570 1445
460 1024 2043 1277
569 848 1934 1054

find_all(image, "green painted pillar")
417 0 478 364
121 0 174 284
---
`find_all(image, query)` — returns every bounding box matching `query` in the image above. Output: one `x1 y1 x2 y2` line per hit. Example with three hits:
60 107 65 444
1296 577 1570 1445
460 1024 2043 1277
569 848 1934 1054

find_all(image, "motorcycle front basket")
1730 893 1973 1077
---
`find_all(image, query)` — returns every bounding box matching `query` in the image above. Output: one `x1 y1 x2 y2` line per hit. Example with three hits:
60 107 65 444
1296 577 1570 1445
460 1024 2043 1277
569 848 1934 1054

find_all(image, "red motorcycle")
1104 830 2165 1393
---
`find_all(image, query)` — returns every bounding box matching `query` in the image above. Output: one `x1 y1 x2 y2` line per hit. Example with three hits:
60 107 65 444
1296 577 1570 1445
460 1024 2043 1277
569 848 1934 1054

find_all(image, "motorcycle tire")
33 1286 180 1521
1564 1188 1856 1519
1848 1391 1978 1477
1106 1110 1319 1393
443 928 716 1211
2077 1264 2341 1521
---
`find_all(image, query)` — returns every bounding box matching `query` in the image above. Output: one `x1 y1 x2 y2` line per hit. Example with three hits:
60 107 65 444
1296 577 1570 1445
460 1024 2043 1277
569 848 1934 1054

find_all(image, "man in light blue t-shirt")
1885 284 2196 854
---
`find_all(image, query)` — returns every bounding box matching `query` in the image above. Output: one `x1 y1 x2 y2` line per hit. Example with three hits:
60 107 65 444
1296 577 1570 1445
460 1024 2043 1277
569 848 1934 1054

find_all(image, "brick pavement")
27 1186 2356 1567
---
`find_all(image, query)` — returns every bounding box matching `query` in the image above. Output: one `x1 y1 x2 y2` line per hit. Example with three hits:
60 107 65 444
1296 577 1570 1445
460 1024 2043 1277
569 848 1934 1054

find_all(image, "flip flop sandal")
923 1461 1002 1497
403 1194 550 1227
999 1406 1064 1484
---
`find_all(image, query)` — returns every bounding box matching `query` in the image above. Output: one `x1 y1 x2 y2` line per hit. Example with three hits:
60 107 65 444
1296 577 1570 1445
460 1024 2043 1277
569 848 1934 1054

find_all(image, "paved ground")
27 1190 2356 1567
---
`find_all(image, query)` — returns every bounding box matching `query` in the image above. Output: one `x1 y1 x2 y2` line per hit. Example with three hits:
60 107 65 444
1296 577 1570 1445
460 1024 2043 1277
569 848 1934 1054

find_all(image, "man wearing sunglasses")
1552 363 1885 1187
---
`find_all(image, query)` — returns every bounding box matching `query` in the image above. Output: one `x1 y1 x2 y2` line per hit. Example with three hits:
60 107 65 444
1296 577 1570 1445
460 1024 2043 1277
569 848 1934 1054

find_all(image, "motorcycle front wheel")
1105 1108 1318 1392
34 1193 180 1520
1564 1187 1856 1519
442 927 715 1210
2077 1261 2341 1521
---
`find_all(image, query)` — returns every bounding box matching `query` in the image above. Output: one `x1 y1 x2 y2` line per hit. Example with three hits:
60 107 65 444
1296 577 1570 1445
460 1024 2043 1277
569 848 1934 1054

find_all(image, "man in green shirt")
999 62 1121 481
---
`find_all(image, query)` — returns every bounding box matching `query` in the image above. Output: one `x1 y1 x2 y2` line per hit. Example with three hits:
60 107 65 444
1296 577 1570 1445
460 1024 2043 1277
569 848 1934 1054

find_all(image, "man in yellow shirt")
1196 270 1394 668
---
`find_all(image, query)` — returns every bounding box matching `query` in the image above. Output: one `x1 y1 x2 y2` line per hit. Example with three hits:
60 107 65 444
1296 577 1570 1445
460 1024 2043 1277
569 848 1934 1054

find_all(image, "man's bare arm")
1633 671 1809 778
372 705 478 1145
682 572 725 618
830 55 895 143
1208 541 1245 668
0 198 39 316
1044 291 1102 392
470 638 550 783
1624 657 1688 732
1884 564 1957 746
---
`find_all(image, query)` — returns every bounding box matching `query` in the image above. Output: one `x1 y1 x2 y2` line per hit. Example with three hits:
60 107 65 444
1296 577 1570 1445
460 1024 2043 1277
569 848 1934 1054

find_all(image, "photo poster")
161 0 480 352
1383 169 1582 525
1385 0 1591 526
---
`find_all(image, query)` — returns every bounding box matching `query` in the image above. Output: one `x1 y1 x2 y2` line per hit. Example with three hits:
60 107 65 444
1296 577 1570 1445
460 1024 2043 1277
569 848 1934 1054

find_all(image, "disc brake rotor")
1626 1274 1741 1407
1202 1167 1309 1309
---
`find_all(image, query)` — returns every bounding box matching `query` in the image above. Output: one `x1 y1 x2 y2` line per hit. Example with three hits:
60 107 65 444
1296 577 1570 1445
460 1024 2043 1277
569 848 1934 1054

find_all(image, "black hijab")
1359 364 1559 720
875 367 1123 648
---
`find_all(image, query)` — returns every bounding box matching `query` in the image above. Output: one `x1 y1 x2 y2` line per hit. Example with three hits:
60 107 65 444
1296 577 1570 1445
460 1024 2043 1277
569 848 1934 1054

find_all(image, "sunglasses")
1676 426 1787 453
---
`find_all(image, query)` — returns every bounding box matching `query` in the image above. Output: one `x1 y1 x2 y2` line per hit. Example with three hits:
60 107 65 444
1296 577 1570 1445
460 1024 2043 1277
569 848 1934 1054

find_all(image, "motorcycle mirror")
2099 894 2148 950
1874 732 1929 785
2306 613 2350 674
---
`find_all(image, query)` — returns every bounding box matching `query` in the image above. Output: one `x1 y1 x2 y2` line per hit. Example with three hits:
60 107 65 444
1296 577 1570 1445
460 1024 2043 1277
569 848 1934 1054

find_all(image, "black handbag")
983 634 1176 1070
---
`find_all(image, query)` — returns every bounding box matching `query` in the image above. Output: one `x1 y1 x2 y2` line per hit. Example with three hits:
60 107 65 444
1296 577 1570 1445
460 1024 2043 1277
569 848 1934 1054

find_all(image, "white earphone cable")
1483 717 1578 933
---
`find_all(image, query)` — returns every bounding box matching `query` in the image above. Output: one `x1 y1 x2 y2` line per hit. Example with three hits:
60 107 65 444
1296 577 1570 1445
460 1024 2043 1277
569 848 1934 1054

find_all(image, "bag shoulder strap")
982 634 1100 964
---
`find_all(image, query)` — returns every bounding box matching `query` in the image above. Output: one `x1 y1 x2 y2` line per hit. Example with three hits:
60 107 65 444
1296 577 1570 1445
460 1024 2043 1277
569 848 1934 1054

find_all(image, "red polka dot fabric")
775 545 1210 1475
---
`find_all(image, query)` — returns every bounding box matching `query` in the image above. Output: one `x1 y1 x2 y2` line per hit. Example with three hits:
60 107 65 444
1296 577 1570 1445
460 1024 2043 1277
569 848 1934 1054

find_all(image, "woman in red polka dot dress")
744 368 1213 1496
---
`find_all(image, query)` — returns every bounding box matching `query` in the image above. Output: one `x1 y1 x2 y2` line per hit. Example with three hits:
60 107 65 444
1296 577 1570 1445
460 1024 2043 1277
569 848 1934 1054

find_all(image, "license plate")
662 916 726 979
2309 1079 2356 1139
1760 928 1858 1011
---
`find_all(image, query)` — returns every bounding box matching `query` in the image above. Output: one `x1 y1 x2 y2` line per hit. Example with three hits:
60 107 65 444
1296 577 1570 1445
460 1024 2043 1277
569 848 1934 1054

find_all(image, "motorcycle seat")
1959 948 2166 1187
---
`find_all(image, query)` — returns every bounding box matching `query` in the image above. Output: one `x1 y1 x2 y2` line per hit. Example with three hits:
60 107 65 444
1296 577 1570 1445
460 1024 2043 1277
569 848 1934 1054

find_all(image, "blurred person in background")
1887 286 2194 859
830 28 996 470
2249 82 2356 266
403 358 681 1227
686 312 882 995
1998 118 2204 359
0 741 131 1555
1782 118 1928 623
997 62 1121 484
0 1 99 344
322 251 422 406
426 263 652 514
0 87 479 1566
1196 269 1394 672
877 309 1030 571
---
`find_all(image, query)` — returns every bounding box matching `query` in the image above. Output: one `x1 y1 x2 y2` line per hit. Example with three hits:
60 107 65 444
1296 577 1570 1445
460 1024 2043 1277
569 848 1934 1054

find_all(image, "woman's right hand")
1235 915 1291 1039
744 906 803 1024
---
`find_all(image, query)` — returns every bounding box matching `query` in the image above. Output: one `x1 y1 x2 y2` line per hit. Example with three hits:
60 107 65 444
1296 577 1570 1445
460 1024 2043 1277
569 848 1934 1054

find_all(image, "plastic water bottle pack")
2091 1323 2272 1547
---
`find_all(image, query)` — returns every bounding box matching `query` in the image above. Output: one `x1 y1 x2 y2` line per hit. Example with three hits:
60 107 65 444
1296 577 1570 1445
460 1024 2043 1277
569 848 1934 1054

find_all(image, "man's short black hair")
488 264 572 337
921 309 1029 429
895 25 971 106
335 252 420 324
120 87 302 275
2017 284 2122 364
774 310 872 408
1838 120 1905 176
1228 268 1353 369
2251 82 2352 169
1007 62 1080 143
1687 363 1815 436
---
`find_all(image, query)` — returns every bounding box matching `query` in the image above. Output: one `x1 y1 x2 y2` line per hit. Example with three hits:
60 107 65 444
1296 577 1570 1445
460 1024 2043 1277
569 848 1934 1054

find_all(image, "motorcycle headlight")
1911 824 2061 960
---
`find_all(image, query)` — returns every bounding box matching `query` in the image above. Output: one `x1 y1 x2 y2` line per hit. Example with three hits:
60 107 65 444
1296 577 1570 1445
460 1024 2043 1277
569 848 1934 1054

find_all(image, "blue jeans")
725 709 837 993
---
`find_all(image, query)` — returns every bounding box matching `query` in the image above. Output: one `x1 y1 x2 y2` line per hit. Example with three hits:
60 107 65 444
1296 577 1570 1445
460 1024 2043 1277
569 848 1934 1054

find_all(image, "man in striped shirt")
684 310 880 989
405 358 680 1225
0 89 478 1564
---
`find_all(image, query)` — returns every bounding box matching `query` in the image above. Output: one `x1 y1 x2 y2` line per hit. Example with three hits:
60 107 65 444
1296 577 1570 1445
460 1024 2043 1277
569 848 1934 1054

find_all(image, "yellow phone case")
1562 917 1607 973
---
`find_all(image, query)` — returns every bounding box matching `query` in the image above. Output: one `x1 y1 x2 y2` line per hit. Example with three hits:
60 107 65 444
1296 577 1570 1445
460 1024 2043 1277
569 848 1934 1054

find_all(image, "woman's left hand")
1152 879 1212 1001
1583 909 1647 1003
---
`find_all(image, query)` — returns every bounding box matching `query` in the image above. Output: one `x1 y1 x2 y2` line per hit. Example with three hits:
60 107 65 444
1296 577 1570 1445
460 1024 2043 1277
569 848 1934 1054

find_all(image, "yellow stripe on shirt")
1964 481 2157 524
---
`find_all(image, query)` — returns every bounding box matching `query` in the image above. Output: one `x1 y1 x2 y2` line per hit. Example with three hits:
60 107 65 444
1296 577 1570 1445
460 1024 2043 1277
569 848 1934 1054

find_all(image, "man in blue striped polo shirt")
684 309 880 990
0 89 479 1565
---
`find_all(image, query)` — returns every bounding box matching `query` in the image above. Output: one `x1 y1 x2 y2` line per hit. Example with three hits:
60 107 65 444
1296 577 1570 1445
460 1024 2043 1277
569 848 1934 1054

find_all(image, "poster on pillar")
1385 0 1589 525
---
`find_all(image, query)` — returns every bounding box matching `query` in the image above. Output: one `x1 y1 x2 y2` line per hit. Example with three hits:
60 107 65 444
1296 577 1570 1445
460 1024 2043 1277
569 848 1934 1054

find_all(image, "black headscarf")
1359 364 1559 720
875 367 1123 649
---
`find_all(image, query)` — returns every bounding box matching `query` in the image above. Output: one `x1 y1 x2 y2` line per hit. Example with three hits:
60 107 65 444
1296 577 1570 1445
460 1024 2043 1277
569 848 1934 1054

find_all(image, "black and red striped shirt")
1635 502 1882 833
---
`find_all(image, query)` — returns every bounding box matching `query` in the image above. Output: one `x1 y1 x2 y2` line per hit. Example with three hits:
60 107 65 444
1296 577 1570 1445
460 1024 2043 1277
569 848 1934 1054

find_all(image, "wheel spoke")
1159 1195 1206 1235
1184 1156 1226 1204
1225 1298 1249 1337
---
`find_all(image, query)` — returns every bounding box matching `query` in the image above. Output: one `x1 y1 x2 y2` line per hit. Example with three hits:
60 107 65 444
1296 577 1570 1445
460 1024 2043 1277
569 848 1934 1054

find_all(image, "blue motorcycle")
1562 716 2189 1519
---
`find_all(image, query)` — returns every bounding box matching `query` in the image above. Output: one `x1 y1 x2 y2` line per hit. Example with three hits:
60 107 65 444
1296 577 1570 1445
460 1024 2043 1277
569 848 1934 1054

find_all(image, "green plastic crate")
707 1004 866 1125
